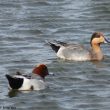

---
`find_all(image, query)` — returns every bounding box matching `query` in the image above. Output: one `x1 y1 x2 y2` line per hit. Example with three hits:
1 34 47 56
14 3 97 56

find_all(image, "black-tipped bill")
104 38 110 44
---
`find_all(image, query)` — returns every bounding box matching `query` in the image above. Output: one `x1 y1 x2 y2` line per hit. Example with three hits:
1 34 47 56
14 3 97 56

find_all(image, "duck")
47 32 110 61
5 64 53 91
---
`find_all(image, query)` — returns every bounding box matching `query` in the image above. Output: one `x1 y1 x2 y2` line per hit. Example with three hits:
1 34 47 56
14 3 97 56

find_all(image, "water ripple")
1 0 110 110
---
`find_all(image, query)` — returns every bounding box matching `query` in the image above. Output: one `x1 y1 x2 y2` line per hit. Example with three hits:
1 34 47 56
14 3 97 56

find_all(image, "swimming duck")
47 32 110 61
6 64 52 91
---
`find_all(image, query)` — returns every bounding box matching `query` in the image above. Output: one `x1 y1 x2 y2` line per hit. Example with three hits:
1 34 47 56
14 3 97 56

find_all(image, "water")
1 0 110 110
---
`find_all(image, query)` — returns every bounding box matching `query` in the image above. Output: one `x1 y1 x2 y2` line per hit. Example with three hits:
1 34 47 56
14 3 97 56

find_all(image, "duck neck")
92 43 101 52
91 43 103 60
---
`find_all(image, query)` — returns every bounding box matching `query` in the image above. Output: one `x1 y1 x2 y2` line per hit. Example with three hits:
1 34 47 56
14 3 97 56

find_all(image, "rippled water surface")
1 0 110 110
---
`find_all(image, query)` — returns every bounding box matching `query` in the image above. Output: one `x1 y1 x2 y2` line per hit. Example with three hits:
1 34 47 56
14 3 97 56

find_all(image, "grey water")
1 0 110 110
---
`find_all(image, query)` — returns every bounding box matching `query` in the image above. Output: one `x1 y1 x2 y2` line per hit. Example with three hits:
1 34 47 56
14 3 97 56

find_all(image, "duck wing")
15 71 32 79
57 44 90 61
52 40 67 46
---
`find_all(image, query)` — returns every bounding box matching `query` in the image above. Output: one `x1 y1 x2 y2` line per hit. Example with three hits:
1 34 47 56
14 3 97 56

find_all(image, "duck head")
90 32 110 46
32 64 49 79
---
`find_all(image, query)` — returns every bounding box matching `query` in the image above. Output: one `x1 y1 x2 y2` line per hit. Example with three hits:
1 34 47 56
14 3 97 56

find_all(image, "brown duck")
47 32 110 61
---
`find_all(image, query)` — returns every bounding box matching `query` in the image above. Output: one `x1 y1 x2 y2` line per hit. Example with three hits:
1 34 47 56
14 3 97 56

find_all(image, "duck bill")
104 38 110 44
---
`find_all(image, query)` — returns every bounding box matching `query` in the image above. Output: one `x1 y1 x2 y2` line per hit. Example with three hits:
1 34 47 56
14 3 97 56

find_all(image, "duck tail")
5 74 13 82
46 40 60 53
5 74 23 89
